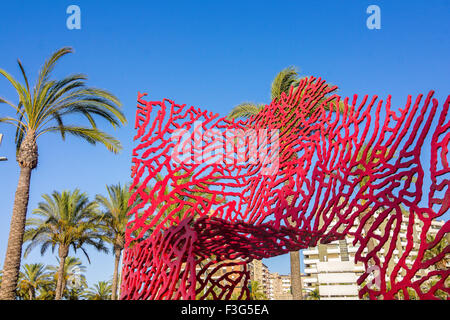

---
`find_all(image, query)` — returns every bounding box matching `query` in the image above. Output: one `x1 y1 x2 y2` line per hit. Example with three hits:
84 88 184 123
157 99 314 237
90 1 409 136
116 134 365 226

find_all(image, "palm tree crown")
84 280 112 300
23 189 107 299
24 190 107 259
96 183 132 300
16 263 52 300
0 47 126 300
227 66 346 300
96 183 131 250
0 46 126 157
227 66 343 121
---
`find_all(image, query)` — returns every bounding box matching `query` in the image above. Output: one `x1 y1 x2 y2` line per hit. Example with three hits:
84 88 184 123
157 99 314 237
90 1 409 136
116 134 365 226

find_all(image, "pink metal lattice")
121 77 449 300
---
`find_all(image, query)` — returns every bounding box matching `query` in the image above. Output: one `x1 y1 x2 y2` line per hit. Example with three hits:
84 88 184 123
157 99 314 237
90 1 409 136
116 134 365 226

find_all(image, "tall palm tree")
228 67 346 300
96 183 132 300
84 280 112 300
16 263 52 300
228 67 311 300
23 189 107 300
36 257 87 300
0 47 126 300
47 256 88 300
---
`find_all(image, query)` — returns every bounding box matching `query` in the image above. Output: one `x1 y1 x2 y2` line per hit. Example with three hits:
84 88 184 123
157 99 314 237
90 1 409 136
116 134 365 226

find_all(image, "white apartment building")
248 259 271 298
303 216 446 299
268 272 293 300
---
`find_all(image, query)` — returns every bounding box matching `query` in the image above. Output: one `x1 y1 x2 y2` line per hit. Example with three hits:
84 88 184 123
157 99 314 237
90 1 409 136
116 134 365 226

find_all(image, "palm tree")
0 47 126 300
35 257 87 300
227 66 330 300
16 263 52 300
84 280 112 300
23 189 107 299
47 256 88 300
96 183 132 300
305 288 320 300
249 280 267 300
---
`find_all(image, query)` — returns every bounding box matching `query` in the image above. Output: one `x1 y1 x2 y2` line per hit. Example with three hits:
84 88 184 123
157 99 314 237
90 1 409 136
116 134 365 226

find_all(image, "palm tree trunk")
290 250 303 300
111 248 122 300
363 214 376 266
55 246 68 300
0 166 33 300
286 182 303 300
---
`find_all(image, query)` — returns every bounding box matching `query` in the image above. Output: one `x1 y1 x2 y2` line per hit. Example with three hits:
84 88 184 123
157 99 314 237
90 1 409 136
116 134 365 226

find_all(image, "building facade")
248 259 271 298
302 217 446 299
268 272 294 300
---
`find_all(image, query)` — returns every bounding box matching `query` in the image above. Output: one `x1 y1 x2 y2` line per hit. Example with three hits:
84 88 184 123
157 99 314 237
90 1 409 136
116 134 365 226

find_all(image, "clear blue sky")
0 0 449 286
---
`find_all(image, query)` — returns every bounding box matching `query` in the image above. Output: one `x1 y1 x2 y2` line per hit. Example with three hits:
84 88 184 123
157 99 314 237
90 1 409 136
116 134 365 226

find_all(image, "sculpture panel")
121 77 449 300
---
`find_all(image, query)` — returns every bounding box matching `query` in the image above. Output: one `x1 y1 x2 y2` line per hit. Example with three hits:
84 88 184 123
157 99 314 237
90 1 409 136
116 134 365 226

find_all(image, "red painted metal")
121 77 449 300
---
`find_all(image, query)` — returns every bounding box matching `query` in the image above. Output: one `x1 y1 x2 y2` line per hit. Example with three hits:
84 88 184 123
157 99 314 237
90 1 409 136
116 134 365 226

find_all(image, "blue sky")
0 0 449 287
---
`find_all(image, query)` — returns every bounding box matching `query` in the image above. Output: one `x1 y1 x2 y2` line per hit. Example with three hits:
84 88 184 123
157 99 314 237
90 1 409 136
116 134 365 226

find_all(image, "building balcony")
303 277 318 283
354 265 365 272
305 267 318 274
304 248 319 255
327 258 341 262
304 258 320 265
319 284 359 297
318 272 358 284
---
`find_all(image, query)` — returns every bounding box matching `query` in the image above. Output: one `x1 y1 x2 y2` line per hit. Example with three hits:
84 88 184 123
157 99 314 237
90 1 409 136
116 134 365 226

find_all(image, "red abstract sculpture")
121 77 449 300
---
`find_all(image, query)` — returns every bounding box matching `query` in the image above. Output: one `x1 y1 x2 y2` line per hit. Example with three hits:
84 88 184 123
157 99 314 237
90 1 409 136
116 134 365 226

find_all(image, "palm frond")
38 126 122 153
270 66 300 101
34 47 73 103
0 47 126 154
227 102 264 120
